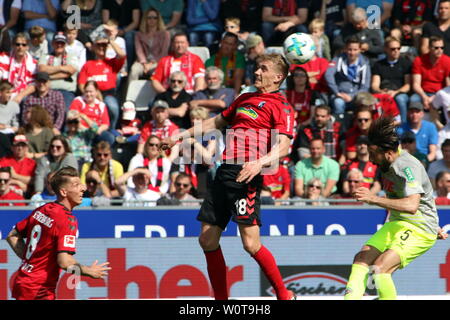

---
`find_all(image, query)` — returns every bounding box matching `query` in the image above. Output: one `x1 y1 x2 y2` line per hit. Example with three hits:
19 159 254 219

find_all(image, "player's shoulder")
38 202 73 219
393 151 424 175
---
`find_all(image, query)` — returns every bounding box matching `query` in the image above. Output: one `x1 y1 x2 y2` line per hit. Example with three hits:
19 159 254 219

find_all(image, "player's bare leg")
239 224 294 300
199 222 228 300
345 245 382 300
371 249 401 300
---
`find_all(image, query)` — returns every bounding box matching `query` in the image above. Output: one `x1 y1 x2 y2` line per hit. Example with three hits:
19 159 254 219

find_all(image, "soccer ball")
283 33 316 65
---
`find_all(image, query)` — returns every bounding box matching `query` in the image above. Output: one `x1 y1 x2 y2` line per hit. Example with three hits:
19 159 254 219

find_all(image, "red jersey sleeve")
271 100 295 138
192 55 205 78
55 215 77 254
15 215 31 237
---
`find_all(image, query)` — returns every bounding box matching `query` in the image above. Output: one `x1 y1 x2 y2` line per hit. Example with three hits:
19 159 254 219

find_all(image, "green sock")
373 273 397 300
344 264 369 300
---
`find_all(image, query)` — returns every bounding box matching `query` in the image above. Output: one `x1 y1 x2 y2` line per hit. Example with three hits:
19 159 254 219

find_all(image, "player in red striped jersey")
161 53 296 300
6 167 110 300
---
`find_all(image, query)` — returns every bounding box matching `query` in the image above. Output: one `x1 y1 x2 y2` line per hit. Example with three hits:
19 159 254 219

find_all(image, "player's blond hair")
256 53 289 81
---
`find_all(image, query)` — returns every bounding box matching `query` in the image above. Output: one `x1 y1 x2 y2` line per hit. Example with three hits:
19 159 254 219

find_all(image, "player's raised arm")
6 228 26 259
57 252 111 279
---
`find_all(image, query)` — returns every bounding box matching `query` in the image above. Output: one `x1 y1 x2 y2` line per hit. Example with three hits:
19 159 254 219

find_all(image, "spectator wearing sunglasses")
165 172 198 206
343 105 373 162
295 177 328 206
0 167 25 206
115 167 161 207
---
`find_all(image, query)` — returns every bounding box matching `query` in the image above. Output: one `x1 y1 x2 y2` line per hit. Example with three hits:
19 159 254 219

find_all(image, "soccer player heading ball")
345 117 448 300
161 53 296 300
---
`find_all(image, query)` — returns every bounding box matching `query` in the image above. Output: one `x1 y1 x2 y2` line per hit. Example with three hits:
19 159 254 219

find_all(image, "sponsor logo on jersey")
64 235 76 248
403 167 415 182
257 101 266 109
236 107 258 119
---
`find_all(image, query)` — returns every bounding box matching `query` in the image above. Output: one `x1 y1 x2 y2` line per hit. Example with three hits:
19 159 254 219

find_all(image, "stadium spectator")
291 104 343 163
343 106 373 161
434 104 450 159
0 33 37 102
101 0 141 70
128 8 170 84
21 71 65 134
185 0 221 47
112 101 142 144
427 138 450 188
420 0 450 56
346 0 393 28
305 0 346 42
0 0 21 40
80 141 124 198
244 34 265 86
115 167 161 207
331 168 364 205
21 104 55 160
325 37 371 123
190 66 235 117
153 71 193 129
33 135 78 196
63 109 99 168
206 32 245 94
352 91 401 125
340 135 381 195
23 0 60 46
400 130 429 169
309 18 331 61
285 66 322 128
138 100 180 154
262 160 291 202
151 32 206 95
64 26 86 71
69 80 114 146
371 36 412 124
294 177 329 206
397 101 438 162
411 35 450 110
433 171 450 204
261 0 308 46
128 135 171 194
294 138 340 198
220 0 263 36
82 169 111 206
0 166 25 206
163 172 198 206
28 25 48 61
141 0 184 30
0 79 19 135
223 17 247 54
38 32 78 110
78 31 126 130
333 7 384 63
0 134 36 196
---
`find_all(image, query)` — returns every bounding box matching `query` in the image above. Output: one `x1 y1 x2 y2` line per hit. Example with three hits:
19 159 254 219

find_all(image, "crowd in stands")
1 0 450 207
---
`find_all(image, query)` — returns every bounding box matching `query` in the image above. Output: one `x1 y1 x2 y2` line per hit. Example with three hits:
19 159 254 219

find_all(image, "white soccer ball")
283 33 316 65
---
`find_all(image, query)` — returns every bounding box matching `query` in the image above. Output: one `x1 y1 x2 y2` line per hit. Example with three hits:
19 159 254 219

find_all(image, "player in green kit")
344 117 448 300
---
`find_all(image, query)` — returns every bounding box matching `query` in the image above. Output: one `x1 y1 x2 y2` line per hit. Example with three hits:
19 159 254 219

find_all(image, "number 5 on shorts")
400 229 412 241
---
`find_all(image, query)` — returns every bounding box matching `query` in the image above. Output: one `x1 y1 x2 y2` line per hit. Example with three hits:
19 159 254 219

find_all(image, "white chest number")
25 224 42 260
235 199 247 215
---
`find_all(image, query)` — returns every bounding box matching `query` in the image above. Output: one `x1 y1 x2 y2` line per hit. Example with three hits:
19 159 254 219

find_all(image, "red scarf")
183 164 198 188
144 156 164 192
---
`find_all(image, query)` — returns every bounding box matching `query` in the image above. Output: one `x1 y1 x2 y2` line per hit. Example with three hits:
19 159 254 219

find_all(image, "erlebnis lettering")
178 304 213 318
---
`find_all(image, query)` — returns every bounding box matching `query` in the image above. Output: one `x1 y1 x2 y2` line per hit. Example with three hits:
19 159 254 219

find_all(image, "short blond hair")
190 106 209 120
225 17 240 26
309 18 325 32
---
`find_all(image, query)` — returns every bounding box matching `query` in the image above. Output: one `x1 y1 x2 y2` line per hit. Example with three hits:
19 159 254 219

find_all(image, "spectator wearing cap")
205 32 245 94
371 36 412 124
190 66 235 117
397 100 438 162
63 109 100 169
0 134 36 195
22 0 60 46
0 80 20 135
427 139 450 188
151 32 206 95
0 167 25 206
78 31 126 130
68 80 115 147
38 32 79 110
137 100 179 154
244 34 265 86
400 130 429 169
21 71 66 133
154 71 193 129
112 101 142 144
339 135 381 195
343 105 373 162
411 35 450 111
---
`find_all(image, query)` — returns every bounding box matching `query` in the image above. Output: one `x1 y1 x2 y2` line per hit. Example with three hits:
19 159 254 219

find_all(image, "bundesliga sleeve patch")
63 235 76 248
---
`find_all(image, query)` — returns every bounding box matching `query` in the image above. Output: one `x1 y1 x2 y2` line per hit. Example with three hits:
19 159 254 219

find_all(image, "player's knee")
242 240 260 256
353 250 371 265
198 234 218 251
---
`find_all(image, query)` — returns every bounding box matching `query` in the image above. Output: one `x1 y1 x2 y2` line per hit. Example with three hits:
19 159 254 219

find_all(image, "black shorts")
197 164 262 230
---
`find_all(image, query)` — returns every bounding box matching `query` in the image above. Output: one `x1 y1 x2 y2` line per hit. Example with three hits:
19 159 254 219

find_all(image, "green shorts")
365 220 437 269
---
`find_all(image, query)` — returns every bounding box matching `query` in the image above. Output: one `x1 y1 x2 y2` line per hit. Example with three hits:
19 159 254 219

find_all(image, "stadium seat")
125 80 156 111
188 46 211 62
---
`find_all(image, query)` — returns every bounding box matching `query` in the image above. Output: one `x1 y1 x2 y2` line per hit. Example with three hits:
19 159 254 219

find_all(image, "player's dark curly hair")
367 117 399 152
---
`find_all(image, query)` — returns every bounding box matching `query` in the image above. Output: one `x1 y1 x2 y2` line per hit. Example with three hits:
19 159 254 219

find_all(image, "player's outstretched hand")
159 137 177 151
353 187 375 204
88 260 111 279
236 161 262 184
438 228 448 240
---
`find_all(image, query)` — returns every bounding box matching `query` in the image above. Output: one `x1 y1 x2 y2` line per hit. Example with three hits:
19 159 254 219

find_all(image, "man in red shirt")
0 167 25 206
411 35 450 110
162 54 296 300
0 134 36 195
262 160 291 201
6 166 110 300
151 32 206 95
78 32 126 129
291 53 330 96
344 106 373 161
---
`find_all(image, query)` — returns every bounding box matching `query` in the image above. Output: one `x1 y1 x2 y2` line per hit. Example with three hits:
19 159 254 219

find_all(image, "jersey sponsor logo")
32 211 54 228
87 74 107 82
257 101 266 109
403 167 415 182
64 235 76 248
236 106 258 119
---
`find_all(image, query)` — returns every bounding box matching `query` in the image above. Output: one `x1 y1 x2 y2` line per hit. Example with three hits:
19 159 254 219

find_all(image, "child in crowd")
309 18 331 61
224 17 247 54
113 101 142 144
28 26 48 61
64 26 87 70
